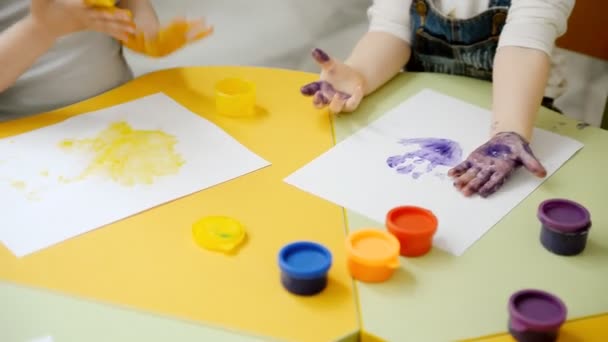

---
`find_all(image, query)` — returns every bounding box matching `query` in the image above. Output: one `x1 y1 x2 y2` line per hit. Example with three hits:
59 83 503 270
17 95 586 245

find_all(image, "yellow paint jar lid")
192 216 246 253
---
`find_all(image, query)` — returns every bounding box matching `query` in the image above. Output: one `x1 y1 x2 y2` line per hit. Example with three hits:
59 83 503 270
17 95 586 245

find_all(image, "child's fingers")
453 167 480 189
86 7 133 24
520 147 547 178
328 93 347 114
169 16 187 24
478 171 508 198
85 8 135 38
311 48 335 71
186 22 213 42
448 160 472 177
461 169 494 197
343 86 363 112
89 18 134 40
313 92 330 109
301 82 321 96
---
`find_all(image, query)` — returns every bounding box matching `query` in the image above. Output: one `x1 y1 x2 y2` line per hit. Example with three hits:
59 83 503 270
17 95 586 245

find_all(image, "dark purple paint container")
508 289 567 342
537 199 591 256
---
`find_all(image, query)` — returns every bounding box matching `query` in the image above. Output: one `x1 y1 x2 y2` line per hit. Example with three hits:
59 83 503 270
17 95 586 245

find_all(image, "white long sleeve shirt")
367 0 575 98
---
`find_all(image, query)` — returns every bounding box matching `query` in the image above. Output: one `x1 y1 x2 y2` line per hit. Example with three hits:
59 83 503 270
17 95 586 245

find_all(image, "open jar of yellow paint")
214 78 256 117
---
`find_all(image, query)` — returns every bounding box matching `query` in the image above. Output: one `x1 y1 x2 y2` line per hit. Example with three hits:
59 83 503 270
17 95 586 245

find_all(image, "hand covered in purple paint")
448 132 547 198
300 48 365 114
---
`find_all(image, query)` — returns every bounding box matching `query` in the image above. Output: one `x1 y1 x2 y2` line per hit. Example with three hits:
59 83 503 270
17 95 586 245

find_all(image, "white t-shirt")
0 0 133 120
367 0 575 98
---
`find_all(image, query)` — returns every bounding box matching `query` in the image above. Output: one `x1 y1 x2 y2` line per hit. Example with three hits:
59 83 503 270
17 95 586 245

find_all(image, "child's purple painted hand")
300 48 365 114
448 132 547 198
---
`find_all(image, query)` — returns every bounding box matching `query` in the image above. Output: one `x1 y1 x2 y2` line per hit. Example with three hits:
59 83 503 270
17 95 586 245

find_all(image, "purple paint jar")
537 199 591 256
508 289 567 342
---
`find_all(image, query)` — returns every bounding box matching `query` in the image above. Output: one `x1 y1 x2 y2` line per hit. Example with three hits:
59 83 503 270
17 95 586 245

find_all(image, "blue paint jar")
278 241 332 296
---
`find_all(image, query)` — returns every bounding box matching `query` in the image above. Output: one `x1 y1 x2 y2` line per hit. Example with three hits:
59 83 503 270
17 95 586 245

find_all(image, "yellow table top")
0 66 606 342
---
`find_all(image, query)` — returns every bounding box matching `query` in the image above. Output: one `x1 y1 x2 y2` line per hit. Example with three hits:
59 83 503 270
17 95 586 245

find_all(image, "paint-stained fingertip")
525 161 547 178
311 48 331 63
534 168 547 178
300 82 320 96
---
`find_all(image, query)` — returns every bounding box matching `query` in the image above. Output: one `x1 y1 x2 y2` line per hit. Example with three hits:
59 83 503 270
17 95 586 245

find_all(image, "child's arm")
491 0 575 141
345 31 411 96
0 17 55 92
0 0 133 93
449 0 575 198
491 46 551 141
301 0 411 113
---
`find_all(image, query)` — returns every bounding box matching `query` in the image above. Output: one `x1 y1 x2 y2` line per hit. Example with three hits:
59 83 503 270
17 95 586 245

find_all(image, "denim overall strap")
406 0 511 81
489 0 511 7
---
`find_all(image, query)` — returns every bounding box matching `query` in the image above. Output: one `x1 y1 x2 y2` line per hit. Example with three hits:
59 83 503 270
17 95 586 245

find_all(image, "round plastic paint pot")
278 241 332 296
386 206 438 257
346 229 400 283
192 216 246 254
508 289 567 342
537 199 591 256
215 78 256 117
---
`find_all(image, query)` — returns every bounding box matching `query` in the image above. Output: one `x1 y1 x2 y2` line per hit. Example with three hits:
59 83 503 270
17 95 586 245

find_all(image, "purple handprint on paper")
387 138 463 179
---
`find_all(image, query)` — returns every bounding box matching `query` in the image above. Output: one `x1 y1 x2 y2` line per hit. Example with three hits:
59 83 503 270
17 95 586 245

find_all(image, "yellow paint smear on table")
59 121 184 186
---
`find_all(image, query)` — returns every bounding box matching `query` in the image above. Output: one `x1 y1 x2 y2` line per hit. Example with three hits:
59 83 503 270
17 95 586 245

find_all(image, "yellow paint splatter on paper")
10 180 26 190
9 180 40 201
59 121 184 186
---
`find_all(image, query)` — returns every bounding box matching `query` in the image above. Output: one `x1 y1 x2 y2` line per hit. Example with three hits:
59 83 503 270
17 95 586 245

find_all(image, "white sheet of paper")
0 93 270 257
285 89 583 256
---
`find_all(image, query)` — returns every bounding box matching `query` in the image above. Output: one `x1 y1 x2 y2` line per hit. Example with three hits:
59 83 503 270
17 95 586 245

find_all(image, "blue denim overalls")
405 0 559 111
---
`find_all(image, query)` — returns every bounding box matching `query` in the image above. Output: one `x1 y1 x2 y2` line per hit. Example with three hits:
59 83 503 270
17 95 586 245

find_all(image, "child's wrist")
343 60 369 95
491 123 532 143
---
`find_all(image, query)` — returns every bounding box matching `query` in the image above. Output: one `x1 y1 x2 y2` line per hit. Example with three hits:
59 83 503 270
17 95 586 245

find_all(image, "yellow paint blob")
60 122 184 186
11 180 26 190
84 0 117 8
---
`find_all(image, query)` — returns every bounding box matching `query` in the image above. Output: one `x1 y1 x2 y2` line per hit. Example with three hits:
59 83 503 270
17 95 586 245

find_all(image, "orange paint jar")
345 229 400 283
386 206 438 257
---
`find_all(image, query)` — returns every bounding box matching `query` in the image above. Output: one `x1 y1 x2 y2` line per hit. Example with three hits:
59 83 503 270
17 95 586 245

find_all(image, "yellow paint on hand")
59 122 184 186
84 0 115 8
